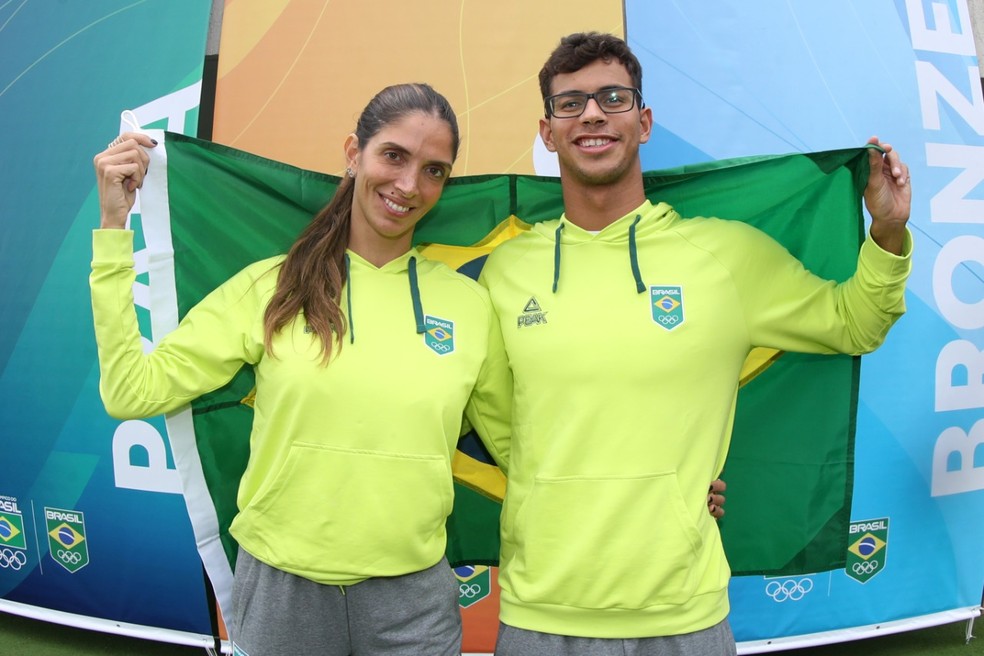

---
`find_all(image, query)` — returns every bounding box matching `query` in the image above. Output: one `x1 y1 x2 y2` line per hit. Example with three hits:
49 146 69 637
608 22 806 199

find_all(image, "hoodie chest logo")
517 297 548 328
424 315 455 355
651 286 684 330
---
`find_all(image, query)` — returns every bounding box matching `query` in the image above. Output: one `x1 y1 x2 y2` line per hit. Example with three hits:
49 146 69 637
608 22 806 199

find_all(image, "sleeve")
90 229 266 419
463 299 513 473
740 225 913 355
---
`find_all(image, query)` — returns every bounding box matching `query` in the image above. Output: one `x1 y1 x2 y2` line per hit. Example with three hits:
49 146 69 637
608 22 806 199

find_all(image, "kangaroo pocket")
237 442 453 579
516 472 703 609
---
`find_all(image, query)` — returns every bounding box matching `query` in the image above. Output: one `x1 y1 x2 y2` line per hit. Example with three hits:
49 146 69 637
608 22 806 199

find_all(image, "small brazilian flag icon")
0 512 26 550
454 565 492 608
424 315 455 355
45 507 89 573
846 517 888 583
651 285 684 331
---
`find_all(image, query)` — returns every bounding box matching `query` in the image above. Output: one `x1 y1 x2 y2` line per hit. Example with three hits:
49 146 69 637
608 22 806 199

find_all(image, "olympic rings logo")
657 315 680 325
852 560 879 575
57 549 83 564
458 583 484 598
0 548 27 570
431 342 453 353
765 578 814 602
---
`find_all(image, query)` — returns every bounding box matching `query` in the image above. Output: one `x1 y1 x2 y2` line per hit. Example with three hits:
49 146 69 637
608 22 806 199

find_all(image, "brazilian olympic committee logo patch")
650 286 684 330
0 497 26 551
424 315 455 355
846 517 888 583
0 496 28 571
0 512 26 550
454 565 492 608
45 507 89 573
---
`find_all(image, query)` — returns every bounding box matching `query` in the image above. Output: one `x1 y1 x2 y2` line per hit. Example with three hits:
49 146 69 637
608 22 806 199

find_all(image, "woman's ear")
343 133 359 172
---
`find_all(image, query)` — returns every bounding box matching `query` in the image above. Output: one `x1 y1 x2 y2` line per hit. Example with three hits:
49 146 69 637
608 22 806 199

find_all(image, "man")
477 32 911 655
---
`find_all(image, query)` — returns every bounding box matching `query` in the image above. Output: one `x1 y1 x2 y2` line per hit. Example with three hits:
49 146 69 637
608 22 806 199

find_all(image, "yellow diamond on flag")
654 295 680 313
847 532 886 560
428 327 452 342
49 523 85 549
0 518 20 542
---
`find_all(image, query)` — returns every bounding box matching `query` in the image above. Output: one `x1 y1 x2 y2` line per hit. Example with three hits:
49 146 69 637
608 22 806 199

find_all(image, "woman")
91 83 511 655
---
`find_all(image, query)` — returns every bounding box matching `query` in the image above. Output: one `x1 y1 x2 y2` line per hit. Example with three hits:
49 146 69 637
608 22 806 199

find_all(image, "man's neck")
560 176 647 231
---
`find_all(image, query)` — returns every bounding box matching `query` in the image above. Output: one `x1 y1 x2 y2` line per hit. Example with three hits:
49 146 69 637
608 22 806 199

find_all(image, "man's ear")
538 118 557 153
639 106 653 145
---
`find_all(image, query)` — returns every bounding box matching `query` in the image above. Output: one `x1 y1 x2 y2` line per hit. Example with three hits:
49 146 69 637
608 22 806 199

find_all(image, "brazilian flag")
141 132 868 603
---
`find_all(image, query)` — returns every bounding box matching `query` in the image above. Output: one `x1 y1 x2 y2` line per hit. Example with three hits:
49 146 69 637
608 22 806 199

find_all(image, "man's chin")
569 166 629 187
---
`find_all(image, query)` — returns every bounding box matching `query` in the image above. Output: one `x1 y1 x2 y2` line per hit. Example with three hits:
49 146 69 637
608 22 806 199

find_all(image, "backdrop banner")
2 1 981 653
623 0 984 649
0 1 215 646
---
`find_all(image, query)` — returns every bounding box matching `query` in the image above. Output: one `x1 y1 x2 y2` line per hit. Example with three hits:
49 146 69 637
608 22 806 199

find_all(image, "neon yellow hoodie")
90 229 511 585
478 200 910 638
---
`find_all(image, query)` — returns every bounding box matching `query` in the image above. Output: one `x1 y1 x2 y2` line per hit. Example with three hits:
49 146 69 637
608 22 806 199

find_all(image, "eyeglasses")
544 86 644 118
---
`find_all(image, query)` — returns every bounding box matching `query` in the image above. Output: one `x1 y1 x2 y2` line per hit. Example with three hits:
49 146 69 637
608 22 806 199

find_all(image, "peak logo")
517 297 548 328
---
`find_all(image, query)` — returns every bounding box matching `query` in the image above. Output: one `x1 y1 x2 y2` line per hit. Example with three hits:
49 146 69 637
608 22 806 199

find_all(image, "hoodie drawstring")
629 214 645 293
344 253 355 343
345 253 426 343
408 256 426 334
552 216 646 294
552 223 565 293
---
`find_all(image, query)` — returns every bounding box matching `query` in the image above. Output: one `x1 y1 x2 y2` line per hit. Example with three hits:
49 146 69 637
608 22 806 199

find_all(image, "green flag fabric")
140 131 868 609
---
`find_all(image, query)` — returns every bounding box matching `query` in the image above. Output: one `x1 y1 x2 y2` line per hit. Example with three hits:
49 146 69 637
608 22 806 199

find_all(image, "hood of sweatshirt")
530 200 681 294
343 247 428 344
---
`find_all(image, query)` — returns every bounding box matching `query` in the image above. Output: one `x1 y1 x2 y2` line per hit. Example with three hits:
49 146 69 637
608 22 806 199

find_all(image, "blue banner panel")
626 0 984 647
0 1 213 636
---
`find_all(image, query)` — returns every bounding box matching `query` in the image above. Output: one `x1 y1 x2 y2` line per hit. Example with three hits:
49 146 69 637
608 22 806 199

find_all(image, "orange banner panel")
214 0 624 176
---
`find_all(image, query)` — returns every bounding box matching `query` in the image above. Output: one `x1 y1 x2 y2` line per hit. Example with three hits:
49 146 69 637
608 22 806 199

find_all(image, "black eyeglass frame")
543 86 645 118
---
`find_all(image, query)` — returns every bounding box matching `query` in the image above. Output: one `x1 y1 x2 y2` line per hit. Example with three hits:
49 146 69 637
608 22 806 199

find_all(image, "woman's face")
346 111 455 256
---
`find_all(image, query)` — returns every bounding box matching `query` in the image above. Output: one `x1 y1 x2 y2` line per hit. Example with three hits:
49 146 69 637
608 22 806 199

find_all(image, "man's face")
539 59 652 189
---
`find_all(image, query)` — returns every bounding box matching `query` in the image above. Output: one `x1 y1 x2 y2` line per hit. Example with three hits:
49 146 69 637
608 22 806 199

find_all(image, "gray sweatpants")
230 548 461 655
494 618 737 656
